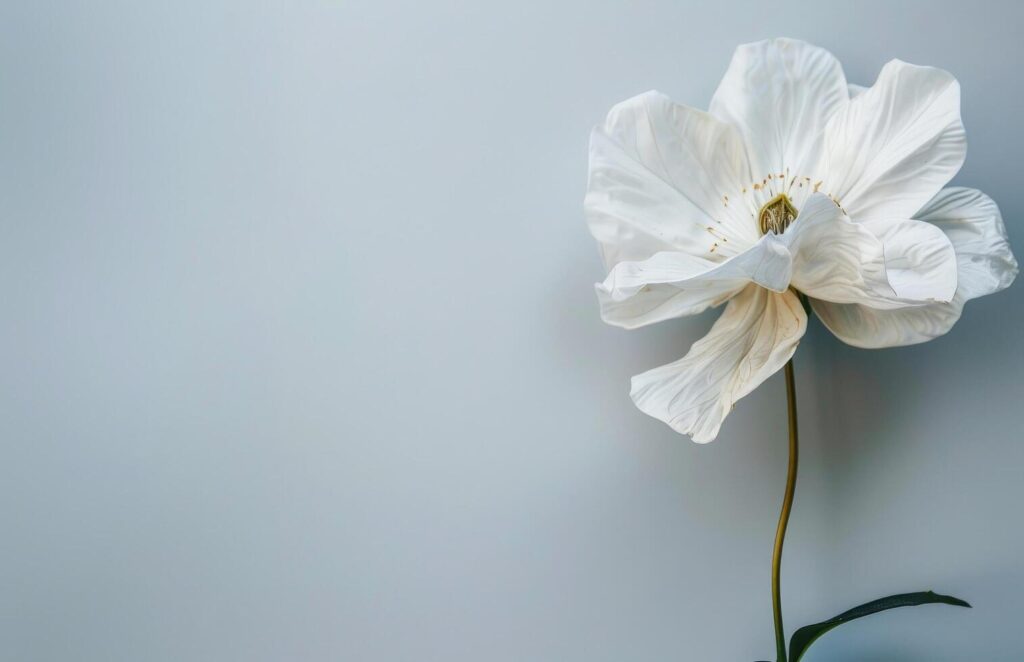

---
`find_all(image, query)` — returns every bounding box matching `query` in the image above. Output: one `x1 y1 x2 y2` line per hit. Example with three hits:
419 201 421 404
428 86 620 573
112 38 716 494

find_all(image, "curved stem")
773 360 799 662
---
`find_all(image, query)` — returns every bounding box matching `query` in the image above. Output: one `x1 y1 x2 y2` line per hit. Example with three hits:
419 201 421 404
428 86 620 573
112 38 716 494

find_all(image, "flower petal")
810 293 964 349
710 38 848 179
862 217 958 304
916 187 1017 299
596 235 793 329
784 193 956 307
819 60 965 221
586 91 757 268
811 187 1017 348
630 286 806 442
783 193 892 305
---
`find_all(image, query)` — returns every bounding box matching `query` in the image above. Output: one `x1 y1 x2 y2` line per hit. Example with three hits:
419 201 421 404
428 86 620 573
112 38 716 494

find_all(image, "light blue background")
2 1 1022 660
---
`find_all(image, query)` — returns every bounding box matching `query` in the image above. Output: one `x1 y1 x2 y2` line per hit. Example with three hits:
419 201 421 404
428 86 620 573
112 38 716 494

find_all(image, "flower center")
758 193 798 235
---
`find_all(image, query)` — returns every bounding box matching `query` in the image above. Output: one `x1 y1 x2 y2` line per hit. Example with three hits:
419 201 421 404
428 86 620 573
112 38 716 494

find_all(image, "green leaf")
789 591 971 661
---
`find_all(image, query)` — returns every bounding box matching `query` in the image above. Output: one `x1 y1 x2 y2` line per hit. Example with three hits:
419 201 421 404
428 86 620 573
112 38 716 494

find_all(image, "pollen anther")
758 193 798 235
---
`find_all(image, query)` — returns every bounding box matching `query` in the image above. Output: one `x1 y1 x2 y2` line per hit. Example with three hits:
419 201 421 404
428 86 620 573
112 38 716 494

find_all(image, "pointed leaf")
789 591 970 661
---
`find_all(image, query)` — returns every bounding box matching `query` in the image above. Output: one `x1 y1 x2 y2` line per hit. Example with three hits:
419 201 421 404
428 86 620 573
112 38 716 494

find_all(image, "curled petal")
784 193 956 308
597 236 792 329
916 187 1017 299
585 91 757 268
783 193 891 304
819 59 965 221
630 286 806 442
862 218 958 305
710 38 849 179
812 187 1017 348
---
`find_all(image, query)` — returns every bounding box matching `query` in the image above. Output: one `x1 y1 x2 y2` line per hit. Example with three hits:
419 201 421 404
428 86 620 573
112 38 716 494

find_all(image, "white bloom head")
586 38 1017 442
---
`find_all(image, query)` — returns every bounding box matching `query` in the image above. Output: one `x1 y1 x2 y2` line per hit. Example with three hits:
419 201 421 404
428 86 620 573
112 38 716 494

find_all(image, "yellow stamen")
758 193 798 235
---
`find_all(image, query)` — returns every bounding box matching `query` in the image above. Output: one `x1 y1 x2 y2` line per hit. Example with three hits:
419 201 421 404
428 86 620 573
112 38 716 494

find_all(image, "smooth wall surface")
2 1 1022 660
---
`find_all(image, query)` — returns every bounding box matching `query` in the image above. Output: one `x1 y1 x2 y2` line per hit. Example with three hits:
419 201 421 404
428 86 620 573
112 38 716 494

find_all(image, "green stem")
772 360 799 662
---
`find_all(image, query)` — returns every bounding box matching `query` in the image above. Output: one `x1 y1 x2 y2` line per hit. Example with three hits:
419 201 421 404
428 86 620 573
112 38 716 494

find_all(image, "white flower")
585 38 1017 443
